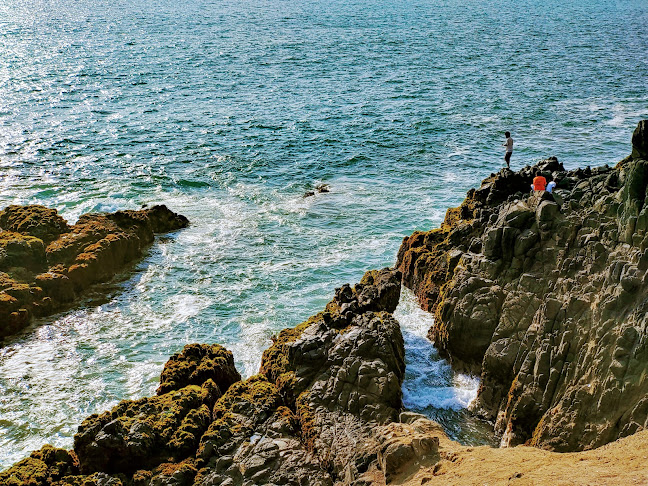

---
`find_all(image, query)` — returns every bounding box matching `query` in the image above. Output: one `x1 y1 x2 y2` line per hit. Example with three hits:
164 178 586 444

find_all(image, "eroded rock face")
0 204 188 341
3 267 409 485
398 120 648 451
196 266 406 485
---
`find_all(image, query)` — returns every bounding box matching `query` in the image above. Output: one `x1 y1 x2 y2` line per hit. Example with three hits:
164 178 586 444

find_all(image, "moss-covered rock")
0 445 78 486
5 269 406 485
156 344 241 396
0 231 47 272
197 374 282 464
259 316 318 389
0 205 70 245
74 384 214 474
0 204 188 342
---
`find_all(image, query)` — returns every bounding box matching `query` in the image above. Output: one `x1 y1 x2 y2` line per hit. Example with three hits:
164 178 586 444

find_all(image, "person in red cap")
531 173 547 192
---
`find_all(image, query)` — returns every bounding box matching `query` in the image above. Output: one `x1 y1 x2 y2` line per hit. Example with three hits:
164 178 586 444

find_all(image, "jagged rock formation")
1 268 437 485
5 122 648 485
398 120 648 451
0 204 189 341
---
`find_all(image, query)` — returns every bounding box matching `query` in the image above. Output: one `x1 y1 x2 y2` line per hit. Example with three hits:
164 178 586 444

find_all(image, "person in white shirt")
502 131 513 168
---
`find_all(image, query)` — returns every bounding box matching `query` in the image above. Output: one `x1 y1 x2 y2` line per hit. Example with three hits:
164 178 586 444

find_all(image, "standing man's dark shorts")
505 151 512 166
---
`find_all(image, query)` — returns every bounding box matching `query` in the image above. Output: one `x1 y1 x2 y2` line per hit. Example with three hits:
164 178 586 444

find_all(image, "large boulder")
0 231 47 272
156 343 241 396
0 445 79 486
0 205 70 245
74 384 216 474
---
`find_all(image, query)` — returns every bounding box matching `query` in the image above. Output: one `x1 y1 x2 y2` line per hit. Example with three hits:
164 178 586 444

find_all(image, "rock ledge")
0 204 188 341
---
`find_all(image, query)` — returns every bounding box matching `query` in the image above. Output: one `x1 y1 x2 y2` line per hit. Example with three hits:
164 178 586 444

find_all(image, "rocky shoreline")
0 204 188 342
2 267 439 485
2 121 648 485
397 120 648 452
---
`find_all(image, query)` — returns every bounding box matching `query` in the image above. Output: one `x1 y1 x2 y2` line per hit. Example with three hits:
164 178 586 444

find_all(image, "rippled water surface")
1 0 647 469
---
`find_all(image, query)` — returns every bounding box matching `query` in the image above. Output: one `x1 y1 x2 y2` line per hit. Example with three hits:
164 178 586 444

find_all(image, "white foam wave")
395 287 479 412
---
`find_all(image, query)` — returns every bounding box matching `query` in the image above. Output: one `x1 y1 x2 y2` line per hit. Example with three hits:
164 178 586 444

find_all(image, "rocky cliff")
0 204 189 342
4 122 648 485
1 267 442 485
398 120 648 451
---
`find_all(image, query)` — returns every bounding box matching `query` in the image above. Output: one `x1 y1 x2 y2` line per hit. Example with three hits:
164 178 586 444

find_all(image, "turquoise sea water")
0 0 647 469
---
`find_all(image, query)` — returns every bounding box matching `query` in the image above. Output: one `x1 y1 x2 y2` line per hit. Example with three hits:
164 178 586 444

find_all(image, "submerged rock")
303 183 330 198
0 204 188 342
398 119 648 451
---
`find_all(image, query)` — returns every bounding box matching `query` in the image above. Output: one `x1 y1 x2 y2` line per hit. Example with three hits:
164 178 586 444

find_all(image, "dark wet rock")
631 119 648 159
315 184 330 193
397 120 648 451
0 204 188 341
303 184 330 198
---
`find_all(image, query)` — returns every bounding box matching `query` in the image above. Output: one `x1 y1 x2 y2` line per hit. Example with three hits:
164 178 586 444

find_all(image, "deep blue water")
0 0 647 469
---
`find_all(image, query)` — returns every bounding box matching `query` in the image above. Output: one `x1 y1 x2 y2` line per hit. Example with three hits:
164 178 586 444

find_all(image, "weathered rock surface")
0 204 188 341
398 120 648 451
192 267 405 485
6 122 648 484
2 267 413 485
156 343 241 396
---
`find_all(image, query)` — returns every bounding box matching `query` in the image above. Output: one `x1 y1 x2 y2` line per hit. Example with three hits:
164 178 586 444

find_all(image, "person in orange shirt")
531 174 547 192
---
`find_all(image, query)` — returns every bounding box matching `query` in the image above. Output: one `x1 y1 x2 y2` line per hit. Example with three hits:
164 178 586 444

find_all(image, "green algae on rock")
74 384 214 474
0 204 188 342
2 267 411 485
156 343 241 396
0 445 79 486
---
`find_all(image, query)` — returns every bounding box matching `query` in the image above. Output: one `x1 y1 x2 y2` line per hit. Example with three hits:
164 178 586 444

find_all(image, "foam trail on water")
395 286 479 411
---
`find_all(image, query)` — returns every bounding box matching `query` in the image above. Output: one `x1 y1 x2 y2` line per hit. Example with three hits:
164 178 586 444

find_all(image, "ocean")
0 0 646 469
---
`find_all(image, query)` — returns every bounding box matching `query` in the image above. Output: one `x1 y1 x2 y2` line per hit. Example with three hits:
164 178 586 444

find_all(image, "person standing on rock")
502 131 514 168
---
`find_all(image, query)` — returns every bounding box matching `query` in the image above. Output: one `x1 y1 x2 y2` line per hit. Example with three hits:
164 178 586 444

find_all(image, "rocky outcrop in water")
0 204 188 342
5 122 648 484
398 120 648 451
1 267 433 485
